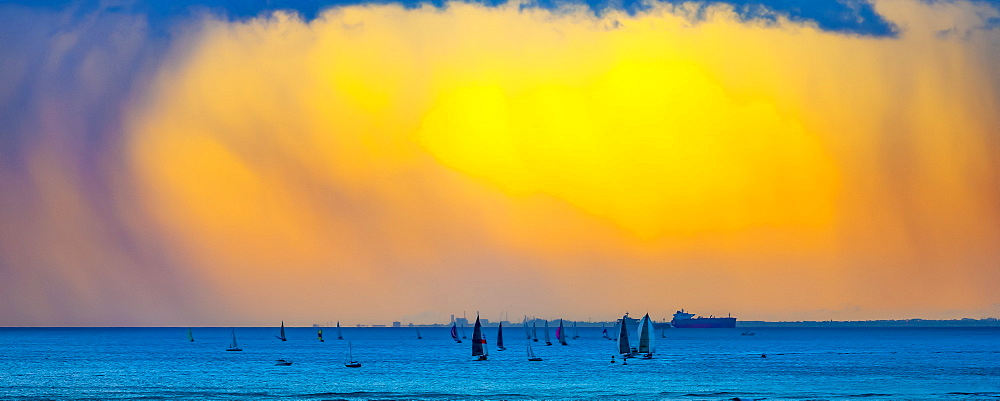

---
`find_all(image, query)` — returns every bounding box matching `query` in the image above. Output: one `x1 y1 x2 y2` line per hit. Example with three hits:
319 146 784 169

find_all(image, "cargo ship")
671 309 737 328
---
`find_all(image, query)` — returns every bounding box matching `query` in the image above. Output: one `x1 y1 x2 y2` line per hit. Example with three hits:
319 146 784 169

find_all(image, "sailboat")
527 341 543 361
416 327 422 340
661 325 667 338
497 321 506 351
472 315 488 361
186 328 194 342
344 341 361 367
572 321 580 339
318 329 324 342
618 315 634 357
337 321 344 340
275 321 287 341
451 321 462 343
523 317 531 340
556 319 568 345
532 320 539 342
226 329 242 351
637 313 655 359
543 320 552 346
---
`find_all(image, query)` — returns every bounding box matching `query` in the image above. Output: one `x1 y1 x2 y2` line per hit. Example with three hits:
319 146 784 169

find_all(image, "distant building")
392 321 401 327
455 317 470 326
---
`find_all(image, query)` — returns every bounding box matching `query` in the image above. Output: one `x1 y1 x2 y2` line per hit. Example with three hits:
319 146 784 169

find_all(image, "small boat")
344 341 362 367
572 321 580 339
274 359 293 366
497 321 506 351
742 330 755 336
527 341 542 361
602 324 610 340
186 328 194 342
451 321 462 343
337 321 344 340
318 329 324 342
543 319 552 346
556 319 568 345
637 313 655 358
416 327 422 340
226 329 242 351
523 317 531 340
472 315 488 361
532 320 539 342
275 321 287 341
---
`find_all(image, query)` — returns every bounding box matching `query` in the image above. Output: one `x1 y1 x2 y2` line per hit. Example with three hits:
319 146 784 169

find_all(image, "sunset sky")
1 0 998 326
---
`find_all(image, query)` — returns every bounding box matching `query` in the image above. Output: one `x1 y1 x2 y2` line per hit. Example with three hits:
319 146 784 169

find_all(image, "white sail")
637 313 655 354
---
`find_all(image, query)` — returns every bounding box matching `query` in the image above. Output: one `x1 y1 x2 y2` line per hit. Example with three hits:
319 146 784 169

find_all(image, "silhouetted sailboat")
337 321 344 340
527 341 542 361
344 341 361 367
318 329 324 342
572 321 580 339
416 327 422 339
532 320 539 342
637 313 655 359
618 315 633 357
451 321 462 343
187 328 194 342
497 321 506 351
556 319 568 345
543 320 552 346
523 317 531 340
472 315 488 361
227 329 242 351
275 321 287 341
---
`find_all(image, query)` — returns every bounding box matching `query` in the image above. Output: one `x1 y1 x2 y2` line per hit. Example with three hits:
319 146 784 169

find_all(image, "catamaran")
556 319 568 345
527 341 542 361
275 321 287 341
227 329 242 351
344 341 361 367
637 313 655 359
472 315 488 361
497 321 506 351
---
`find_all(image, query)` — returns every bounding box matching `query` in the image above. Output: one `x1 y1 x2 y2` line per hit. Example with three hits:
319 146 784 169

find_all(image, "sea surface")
1 326 998 400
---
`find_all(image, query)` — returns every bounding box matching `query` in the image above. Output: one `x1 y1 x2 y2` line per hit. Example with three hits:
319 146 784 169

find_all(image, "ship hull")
672 318 736 328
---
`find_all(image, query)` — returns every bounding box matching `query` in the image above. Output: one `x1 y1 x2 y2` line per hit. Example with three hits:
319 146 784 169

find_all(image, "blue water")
1 327 998 400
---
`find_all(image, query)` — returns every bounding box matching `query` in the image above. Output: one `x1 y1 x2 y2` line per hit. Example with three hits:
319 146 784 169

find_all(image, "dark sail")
497 322 505 349
618 315 631 355
472 316 485 356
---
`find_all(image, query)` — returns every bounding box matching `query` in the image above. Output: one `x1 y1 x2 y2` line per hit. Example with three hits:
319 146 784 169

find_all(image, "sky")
1 0 998 327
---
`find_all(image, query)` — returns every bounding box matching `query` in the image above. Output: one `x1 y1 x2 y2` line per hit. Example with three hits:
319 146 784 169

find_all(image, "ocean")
1 326 998 400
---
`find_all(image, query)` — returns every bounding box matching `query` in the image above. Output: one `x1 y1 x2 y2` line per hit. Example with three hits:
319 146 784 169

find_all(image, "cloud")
1 0 998 325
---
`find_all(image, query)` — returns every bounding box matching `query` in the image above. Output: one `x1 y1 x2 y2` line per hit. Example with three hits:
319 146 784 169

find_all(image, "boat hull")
671 317 736 328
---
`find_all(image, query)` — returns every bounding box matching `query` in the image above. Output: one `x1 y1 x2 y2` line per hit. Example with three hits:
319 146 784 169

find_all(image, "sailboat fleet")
208 312 671 366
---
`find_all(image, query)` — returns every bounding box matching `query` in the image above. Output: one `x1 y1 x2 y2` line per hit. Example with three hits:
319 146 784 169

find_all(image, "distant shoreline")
308 317 1000 328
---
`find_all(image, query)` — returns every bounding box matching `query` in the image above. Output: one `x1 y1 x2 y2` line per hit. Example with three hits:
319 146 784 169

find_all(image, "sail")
523 317 531 340
277 321 287 341
416 327 422 339
337 321 343 340
637 313 654 353
617 315 631 355
527 341 536 358
230 329 239 349
187 328 194 342
543 320 551 343
602 327 608 339
471 316 486 356
557 319 567 345
318 329 324 342
532 321 538 341
451 322 460 341
497 322 505 349
573 321 579 339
